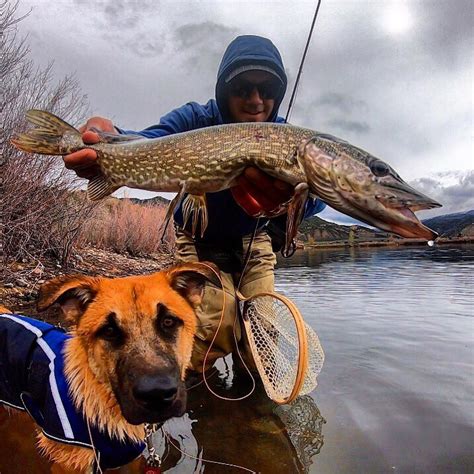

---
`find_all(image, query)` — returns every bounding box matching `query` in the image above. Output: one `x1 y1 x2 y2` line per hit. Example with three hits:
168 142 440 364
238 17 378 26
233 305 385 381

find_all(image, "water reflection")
277 243 474 269
156 372 325 473
276 244 474 473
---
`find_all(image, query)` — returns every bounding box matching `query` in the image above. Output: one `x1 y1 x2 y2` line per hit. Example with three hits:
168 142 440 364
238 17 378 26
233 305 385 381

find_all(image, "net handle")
236 290 309 404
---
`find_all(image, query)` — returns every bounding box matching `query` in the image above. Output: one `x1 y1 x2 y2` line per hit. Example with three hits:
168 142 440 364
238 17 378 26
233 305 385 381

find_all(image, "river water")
159 244 473 473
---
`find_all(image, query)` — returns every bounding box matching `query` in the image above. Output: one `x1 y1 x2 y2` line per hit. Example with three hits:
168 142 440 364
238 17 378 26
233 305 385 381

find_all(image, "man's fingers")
273 179 293 193
63 132 99 172
243 167 293 201
230 186 263 217
236 175 279 212
244 167 292 192
81 130 100 144
63 148 97 169
243 167 273 187
63 117 114 180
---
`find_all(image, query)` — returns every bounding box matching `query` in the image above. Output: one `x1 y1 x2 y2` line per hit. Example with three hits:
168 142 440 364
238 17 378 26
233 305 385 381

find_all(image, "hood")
215 35 288 123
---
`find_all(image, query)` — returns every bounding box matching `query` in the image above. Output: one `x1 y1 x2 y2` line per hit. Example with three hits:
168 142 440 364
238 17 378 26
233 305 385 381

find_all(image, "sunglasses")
228 79 282 100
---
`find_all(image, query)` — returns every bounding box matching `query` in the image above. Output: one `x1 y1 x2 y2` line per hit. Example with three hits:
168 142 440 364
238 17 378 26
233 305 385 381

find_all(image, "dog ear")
167 261 220 308
37 275 99 323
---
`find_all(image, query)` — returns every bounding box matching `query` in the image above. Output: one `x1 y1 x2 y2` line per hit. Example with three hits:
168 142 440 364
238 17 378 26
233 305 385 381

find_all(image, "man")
64 35 325 376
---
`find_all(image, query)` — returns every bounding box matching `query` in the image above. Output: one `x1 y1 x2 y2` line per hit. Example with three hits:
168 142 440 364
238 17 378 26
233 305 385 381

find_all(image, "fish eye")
370 160 390 177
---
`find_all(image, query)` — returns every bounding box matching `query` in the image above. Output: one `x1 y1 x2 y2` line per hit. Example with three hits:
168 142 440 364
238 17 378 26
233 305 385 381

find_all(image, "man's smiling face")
226 70 280 123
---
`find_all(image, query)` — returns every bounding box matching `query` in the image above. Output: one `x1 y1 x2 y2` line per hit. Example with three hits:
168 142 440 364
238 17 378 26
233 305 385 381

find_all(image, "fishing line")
285 0 322 123
160 427 257 473
191 261 256 402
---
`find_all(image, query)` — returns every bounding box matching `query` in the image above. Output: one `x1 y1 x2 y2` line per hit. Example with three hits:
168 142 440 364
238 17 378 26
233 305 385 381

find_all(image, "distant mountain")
129 196 170 206
299 210 474 242
422 210 474 237
298 215 386 243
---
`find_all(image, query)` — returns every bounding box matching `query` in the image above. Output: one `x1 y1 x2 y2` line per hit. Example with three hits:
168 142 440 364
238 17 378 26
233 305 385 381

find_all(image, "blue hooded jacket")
120 35 325 242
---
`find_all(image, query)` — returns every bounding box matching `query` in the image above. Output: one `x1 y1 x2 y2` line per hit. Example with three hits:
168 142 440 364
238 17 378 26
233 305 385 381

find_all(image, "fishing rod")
285 0 323 123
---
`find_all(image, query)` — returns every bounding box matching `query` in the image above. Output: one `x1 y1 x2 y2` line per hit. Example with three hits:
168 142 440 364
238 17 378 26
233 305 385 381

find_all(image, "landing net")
239 292 324 404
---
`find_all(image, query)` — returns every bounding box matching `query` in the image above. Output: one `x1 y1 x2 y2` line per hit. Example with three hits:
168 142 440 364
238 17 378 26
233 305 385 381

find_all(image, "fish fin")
89 128 145 144
159 187 187 242
11 109 80 155
285 183 309 255
182 194 208 238
87 175 118 201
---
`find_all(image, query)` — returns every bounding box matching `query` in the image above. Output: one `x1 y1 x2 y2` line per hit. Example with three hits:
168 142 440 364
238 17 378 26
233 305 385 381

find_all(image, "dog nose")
133 374 178 407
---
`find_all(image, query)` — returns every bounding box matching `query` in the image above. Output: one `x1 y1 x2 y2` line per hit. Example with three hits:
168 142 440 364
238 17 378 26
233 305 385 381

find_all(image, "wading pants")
175 227 277 373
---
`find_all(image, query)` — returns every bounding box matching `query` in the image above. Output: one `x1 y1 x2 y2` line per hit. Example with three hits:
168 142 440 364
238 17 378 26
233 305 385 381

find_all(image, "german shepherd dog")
0 262 218 473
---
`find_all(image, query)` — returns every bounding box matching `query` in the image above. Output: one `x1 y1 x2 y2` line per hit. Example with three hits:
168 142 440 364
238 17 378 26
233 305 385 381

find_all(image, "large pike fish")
12 110 441 253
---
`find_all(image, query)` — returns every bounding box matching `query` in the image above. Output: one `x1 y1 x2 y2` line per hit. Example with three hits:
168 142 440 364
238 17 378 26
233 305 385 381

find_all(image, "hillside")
422 210 474 237
298 215 386 243
129 195 171 207
299 210 474 244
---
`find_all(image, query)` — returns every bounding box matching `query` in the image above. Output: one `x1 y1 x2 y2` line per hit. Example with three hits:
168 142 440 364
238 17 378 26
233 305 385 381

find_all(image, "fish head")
299 134 442 240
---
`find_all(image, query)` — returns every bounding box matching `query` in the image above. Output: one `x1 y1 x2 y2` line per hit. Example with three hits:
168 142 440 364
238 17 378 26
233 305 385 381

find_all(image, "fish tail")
10 109 81 155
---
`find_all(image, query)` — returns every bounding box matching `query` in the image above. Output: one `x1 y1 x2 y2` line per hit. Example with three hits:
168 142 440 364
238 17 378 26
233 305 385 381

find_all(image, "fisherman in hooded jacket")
64 35 326 375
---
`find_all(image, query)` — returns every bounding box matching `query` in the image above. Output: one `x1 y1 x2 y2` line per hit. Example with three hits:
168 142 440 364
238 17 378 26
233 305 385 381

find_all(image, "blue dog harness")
0 313 145 470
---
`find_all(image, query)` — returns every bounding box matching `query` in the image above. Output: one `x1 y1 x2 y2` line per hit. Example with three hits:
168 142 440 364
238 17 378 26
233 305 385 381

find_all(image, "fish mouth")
387 206 439 240
374 182 442 240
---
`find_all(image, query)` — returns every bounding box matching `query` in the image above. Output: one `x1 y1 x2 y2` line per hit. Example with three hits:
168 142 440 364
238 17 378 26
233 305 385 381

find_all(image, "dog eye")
96 314 124 343
160 316 180 331
156 305 183 337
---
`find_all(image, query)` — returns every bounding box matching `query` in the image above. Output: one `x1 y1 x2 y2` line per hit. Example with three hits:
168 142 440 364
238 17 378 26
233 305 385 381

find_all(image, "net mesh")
241 294 324 403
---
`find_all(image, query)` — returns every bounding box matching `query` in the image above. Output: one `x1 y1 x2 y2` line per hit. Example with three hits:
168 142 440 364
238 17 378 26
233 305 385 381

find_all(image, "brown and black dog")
0 262 218 473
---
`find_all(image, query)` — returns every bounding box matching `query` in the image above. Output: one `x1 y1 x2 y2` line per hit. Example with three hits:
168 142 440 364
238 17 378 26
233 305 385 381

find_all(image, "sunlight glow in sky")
382 4 414 35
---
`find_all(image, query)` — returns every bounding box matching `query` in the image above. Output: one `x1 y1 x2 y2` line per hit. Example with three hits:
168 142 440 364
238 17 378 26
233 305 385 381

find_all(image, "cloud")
318 207 364 227
410 170 474 218
293 92 371 134
70 0 169 56
291 91 371 137
413 0 473 68
172 21 239 73
326 118 370 134
72 0 159 29
313 92 369 115
174 22 237 50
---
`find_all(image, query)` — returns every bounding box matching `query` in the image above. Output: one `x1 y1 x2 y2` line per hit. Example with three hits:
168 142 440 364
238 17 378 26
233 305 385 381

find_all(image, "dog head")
37 262 219 425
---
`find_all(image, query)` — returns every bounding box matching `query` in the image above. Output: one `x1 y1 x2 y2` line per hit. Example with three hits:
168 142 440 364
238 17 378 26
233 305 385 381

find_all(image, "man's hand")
63 116 117 179
231 167 293 217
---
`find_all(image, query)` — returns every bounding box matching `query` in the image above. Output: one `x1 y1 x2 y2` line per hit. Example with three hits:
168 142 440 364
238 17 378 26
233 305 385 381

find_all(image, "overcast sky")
16 0 473 223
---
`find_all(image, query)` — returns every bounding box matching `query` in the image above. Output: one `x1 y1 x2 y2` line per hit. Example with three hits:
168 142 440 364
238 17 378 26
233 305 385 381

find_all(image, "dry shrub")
0 3 173 267
2 157 98 265
1 1 92 267
79 199 175 257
